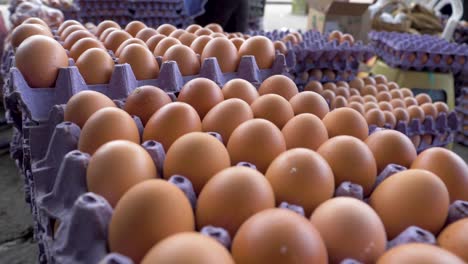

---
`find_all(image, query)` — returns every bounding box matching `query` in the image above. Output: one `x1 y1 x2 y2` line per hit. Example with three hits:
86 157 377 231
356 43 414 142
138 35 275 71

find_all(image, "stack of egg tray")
369 31 468 74
74 0 132 26
2 45 295 262
455 87 468 145
128 0 192 28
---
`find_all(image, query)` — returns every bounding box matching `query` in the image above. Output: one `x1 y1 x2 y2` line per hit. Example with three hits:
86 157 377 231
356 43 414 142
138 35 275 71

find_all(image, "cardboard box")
307 0 373 42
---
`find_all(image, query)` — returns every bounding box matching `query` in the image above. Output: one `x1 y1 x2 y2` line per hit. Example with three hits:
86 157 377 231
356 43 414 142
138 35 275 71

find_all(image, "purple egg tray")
369 31 468 74
455 87 468 145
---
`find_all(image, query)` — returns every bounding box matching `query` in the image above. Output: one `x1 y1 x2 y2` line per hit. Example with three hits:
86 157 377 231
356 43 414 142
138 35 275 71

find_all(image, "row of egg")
11 18 295 88
61 74 468 263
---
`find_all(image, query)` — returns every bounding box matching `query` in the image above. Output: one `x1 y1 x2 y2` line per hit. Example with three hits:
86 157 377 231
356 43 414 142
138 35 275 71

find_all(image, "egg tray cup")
368 31 468 74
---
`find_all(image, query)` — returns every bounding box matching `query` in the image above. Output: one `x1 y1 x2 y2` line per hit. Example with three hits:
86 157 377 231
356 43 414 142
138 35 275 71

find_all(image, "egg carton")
129 10 186 19
368 31 468 74
128 0 185 11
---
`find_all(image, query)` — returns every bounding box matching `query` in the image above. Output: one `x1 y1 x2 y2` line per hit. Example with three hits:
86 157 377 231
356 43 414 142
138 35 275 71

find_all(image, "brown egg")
311 197 387 263
115 38 148 57
23 17 49 28
186 24 202 33
335 87 350 98
340 33 355 45
387 82 400 90
210 32 227 38
400 87 413 97
331 96 348 109
15 35 68 88
169 29 186 39
163 44 200 76
60 24 86 41
69 37 105 61
104 30 132 52
143 102 201 151
365 130 417 172
124 85 172 125
438 218 468 262
125 21 146 37
178 32 197 46
282 114 328 150
415 93 432 105
407 105 425 121
201 38 239 72
195 28 214 36
304 81 323 94
76 48 114 85
434 102 449 113
348 102 365 115
58 20 82 35
363 76 376 86
227 119 286 173
323 82 337 92
376 84 389 92
273 40 287 54
135 27 159 42
141 233 234 264
164 132 230 193
383 111 396 128
78 108 140 155
62 29 95 50
282 34 298 44
420 103 438 118
404 97 418 107
221 78 259 104
205 23 223 33
309 69 323 80
289 91 329 118
363 95 378 103
95 20 121 37
328 30 342 41
258 75 299 100
156 24 177 36
178 78 224 118
393 108 410 123
11 23 54 48
251 94 294 129
390 98 405 109
364 102 379 112
146 34 165 52
366 109 386 127
378 101 393 112
109 180 194 263
231 37 245 51
335 81 348 88
377 243 465 264
390 89 404 99
87 140 156 207
348 95 365 104
238 36 276 69
411 147 468 202
370 169 449 238
350 88 361 96
266 148 334 215
349 78 365 90
291 31 303 42
99 27 118 42
322 108 368 140
190 35 212 54
361 85 378 96
64 91 116 128
373 74 387 84
154 37 181 56
119 44 159 80
197 166 275 236
232 208 328 264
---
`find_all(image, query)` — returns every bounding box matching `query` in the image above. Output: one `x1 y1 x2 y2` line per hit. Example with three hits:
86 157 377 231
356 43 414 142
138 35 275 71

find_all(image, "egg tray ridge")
368 31 468 74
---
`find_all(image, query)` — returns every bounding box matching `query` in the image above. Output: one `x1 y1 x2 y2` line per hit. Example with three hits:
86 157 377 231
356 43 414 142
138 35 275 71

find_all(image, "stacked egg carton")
74 0 132 26
455 87 468 145
127 0 192 29
368 31 468 74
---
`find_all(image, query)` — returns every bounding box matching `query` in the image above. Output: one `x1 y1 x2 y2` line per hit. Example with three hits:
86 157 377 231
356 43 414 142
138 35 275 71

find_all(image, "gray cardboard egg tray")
369 31 468 75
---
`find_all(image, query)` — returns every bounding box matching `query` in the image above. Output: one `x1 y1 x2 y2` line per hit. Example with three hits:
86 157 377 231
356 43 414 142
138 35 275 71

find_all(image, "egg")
390 89 404 99
62 29 95 50
281 114 328 150
378 101 393 112
64 90 116 128
75 48 114 85
190 35 213 54
163 132 230 193
135 27 159 42
349 95 365 104
23 17 49 28
438 218 468 262
323 82 337 92
99 27 118 42
363 76 376 86
350 88 361 96
202 98 254 144
387 82 400 90
146 34 166 52
390 98 406 109
361 85 378 96
377 243 465 264
349 78 365 90
153 36 181 56
78 108 140 155
115 38 148 57
376 84 389 92
317 136 377 196
143 102 201 151
335 87 350 98
104 30 132 52
87 140 156 207
201 38 239 72
232 208 328 264
109 180 194 263
309 69 323 80
374 74 387 84
400 87 413 97
211 32 227 38
156 24 177 36
273 40 287 54
169 29 186 39
348 102 365 115
415 93 432 105
434 102 449 113
282 34 298 44
331 96 348 109
11 23 54 48
376 92 392 102
310 197 387 263
57 20 82 35
119 44 159 80
196 166 275 236
407 105 425 121
258 75 299 100
163 44 200 76
411 147 468 202
141 233 234 264
124 85 172 125
125 21 146 37
370 169 449 238
322 108 368 140
304 81 323 94
221 78 259 104
15 35 68 88
69 37 106 61
238 36 276 69
195 28 214 36
364 102 379 112
363 95 378 103
251 94 294 128
404 97 418 107
266 148 334 216
420 103 438 118
205 23 223 33
384 111 396 128
178 78 224 118
366 108 386 127
178 32 197 46
393 108 410 123
95 20 121 37
227 119 286 173
186 24 202 33
328 30 342 41
365 130 417 172
60 25 86 41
